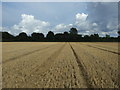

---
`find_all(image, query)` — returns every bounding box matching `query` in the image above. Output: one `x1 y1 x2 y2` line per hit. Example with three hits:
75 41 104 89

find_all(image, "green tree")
118 31 120 36
105 34 110 38
16 32 29 41
69 27 78 35
46 31 54 41
31 32 44 41
2 32 14 41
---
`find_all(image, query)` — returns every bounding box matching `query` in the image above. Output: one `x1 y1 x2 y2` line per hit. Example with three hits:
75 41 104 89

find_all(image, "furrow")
86 44 120 55
69 43 94 88
23 43 66 87
2 44 58 64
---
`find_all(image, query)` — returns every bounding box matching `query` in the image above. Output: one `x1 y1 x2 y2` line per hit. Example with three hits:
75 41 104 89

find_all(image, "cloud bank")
2 12 118 36
86 2 118 36
10 14 50 35
2 2 118 37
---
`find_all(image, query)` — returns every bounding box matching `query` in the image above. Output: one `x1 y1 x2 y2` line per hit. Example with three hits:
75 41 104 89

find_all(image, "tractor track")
69 43 94 88
2 42 118 88
30 43 66 74
81 50 118 87
87 43 118 51
76 43 118 88
86 44 120 55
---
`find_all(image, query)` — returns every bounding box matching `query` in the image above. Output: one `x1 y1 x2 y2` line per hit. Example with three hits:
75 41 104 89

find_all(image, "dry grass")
2 42 119 88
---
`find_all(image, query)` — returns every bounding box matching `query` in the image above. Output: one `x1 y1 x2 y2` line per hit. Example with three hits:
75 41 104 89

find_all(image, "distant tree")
105 34 110 38
0 30 119 42
64 31 69 35
31 32 44 41
55 33 64 42
46 31 54 41
102 34 111 42
16 32 29 41
84 35 90 42
63 31 69 41
94 34 99 38
2 32 14 41
117 31 120 42
77 34 82 41
69 28 78 41
90 34 100 42
118 31 120 36
19 32 27 36
0 32 2 41
69 27 78 35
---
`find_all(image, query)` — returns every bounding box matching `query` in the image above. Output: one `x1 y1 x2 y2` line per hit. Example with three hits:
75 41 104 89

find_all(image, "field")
2 42 119 88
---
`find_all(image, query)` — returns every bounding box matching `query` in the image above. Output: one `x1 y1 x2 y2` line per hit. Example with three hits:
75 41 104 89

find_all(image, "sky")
1 2 118 36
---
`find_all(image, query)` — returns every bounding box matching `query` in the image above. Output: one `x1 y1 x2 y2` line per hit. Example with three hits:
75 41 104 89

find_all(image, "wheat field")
2 42 119 88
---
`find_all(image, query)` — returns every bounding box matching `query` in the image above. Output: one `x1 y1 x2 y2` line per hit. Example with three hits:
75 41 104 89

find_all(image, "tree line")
1 27 120 42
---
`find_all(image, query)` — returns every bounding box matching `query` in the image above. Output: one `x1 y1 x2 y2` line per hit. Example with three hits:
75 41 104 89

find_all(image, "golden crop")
2 42 119 88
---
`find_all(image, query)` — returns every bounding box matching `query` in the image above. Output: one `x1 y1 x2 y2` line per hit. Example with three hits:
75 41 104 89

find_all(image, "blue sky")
2 2 87 26
2 2 118 36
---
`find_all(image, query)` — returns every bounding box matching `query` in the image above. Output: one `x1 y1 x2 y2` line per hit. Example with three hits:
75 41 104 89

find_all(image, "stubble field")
2 42 119 88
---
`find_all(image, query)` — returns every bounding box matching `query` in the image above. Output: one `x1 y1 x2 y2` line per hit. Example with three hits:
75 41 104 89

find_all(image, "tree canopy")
1 27 119 42
69 27 78 35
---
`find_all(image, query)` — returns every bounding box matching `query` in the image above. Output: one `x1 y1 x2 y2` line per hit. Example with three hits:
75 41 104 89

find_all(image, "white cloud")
2 13 118 37
92 23 98 27
75 13 94 32
73 13 118 36
106 21 118 31
54 24 73 33
1 27 8 32
53 13 98 35
11 14 50 35
0 27 2 31
76 13 88 21
75 13 90 31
